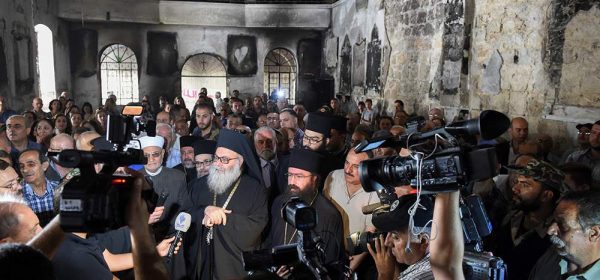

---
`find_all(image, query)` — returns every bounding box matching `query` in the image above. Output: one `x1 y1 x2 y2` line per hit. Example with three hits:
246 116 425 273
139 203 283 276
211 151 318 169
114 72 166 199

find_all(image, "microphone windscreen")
174 212 192 232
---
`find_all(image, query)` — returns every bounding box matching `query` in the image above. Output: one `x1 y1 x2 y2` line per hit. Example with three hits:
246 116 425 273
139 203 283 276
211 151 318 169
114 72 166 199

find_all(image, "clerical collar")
145 166 163 176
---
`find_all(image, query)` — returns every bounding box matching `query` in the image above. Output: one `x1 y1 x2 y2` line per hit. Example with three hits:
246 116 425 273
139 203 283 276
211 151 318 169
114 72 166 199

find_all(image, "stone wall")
330 0 600 157
0 0 70 111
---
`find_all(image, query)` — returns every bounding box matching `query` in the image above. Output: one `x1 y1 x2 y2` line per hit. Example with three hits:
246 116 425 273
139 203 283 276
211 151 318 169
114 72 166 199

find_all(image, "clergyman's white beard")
207 163 242 195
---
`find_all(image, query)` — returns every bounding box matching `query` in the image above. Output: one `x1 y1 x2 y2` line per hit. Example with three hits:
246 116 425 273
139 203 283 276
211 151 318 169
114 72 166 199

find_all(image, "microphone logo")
175 212 192 232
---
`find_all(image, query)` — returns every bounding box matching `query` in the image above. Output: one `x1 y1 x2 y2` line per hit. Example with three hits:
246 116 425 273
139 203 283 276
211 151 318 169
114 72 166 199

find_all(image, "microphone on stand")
166 212 191 260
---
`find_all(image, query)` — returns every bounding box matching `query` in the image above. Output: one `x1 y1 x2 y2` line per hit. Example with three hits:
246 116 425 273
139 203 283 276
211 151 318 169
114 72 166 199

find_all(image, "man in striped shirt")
18 149 59 226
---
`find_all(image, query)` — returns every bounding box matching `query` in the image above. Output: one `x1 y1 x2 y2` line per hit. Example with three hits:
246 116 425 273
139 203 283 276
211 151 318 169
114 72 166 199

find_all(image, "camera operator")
367 194 434 280
266 148 346 279
369 191 465 280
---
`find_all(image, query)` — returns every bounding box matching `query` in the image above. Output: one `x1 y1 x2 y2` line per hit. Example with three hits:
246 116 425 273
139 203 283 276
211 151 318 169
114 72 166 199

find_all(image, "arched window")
264 48 297 104
181 53 227 109
35 24 56 108
100 44 139 105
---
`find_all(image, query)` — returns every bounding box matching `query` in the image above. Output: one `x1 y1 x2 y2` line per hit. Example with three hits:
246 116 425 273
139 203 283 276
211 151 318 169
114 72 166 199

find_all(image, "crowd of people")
0 88 598 280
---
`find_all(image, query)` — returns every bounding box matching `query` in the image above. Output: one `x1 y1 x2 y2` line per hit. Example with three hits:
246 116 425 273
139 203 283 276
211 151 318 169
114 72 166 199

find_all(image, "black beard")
286 184 316 203
513 193 542 212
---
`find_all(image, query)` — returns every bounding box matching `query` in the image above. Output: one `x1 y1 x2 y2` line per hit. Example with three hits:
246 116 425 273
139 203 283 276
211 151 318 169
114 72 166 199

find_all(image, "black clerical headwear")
192 139 217 155
216 129 263 184
331 116 347 133
179 136 198 148
372 194 433 232
288 148 323 175
305 112 334 138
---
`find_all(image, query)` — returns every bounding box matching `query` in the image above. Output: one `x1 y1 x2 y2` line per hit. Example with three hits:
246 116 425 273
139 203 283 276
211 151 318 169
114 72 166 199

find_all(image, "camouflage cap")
507 159 565 191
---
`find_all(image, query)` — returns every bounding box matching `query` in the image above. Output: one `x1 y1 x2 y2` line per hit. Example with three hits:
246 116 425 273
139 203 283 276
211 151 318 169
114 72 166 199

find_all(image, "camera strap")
206 178 241 245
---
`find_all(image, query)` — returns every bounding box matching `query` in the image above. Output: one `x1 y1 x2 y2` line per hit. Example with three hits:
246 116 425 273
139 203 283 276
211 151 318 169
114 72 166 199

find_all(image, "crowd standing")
0 89 598 280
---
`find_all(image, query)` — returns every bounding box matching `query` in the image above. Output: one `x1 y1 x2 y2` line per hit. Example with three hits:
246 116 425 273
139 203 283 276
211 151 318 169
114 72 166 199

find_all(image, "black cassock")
185 174 268 280
266 194 346 279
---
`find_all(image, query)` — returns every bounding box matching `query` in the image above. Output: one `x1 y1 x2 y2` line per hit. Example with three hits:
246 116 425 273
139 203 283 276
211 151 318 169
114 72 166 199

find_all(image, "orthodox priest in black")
265 148 346 279
173 135 198 183
186 129 268 280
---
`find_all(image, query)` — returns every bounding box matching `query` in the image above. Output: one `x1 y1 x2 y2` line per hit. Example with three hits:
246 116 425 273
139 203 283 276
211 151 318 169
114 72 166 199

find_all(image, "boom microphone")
167 212 191 259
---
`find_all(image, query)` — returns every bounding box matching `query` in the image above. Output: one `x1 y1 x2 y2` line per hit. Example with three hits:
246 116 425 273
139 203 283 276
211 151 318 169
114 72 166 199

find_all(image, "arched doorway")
181 53 227 109
100 44 139 105
34 24 56 108
264 48 297 104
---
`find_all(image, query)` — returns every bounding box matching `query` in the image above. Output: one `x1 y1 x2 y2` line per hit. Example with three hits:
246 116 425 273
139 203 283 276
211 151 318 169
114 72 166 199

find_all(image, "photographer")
367 192 464 280
266 148 346 279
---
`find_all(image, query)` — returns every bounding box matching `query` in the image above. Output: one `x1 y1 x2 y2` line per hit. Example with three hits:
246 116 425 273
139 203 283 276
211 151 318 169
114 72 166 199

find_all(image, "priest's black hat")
192 139 217 155
179 136 198 148
331 116 348 133
288 148 323 175
216 129 263 185
372 194 434 232
305 112 334 138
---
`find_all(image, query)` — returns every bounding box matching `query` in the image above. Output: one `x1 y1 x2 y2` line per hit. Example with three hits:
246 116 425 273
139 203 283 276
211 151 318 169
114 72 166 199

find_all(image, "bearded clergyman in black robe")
185 129 268 280
265 148 347 279
173 135 198 183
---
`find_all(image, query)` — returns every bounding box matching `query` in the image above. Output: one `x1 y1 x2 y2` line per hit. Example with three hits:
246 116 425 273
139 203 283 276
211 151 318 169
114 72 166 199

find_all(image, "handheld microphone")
167 212 191 259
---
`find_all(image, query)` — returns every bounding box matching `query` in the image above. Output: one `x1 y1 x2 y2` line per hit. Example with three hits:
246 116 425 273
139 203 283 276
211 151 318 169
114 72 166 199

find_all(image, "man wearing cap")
186 129 268 279
303 112 334 153
173 136 198 183
323 148 379 277
139 135 191 240
191 139 216 181
267 148 345 278
565 123 593 157
367 194 434 280
565 120 600 186
490 159 563 280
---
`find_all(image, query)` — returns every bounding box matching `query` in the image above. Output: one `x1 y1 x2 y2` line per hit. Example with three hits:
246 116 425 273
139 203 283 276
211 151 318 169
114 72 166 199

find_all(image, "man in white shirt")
324 148 379 275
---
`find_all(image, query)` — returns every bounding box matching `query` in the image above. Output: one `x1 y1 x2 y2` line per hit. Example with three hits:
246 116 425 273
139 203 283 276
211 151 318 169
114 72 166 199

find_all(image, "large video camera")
356 110 509 197
55 103 156 233
243 197 332 280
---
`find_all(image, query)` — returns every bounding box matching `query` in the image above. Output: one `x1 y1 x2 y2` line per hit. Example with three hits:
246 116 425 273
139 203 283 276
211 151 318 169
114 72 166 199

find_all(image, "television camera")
242 197 333 280
52 103 157 233
353 109 509 279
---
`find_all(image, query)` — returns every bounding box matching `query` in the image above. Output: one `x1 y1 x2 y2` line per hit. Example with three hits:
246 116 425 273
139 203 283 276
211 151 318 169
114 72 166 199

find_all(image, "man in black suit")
253 126 289 199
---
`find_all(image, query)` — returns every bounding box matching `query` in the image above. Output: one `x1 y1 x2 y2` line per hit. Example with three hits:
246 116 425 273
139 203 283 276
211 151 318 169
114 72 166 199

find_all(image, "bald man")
497 117 530 167
76 131 101 151
45 134 77 182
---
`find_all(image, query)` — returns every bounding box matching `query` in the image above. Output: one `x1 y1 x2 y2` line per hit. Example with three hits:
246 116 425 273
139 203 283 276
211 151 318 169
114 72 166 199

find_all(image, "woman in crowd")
70 112 83 129
31 118 54 149
94 108 108 134
48 99 63 118
63 99 74 115
53 113 71 135
174 96 186 108
82 102 94 121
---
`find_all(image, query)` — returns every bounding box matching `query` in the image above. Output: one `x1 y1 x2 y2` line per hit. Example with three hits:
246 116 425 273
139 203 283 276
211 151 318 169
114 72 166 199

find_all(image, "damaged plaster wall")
0 0 70 111
69 22 322 108
382 0 464 117
469 0 600 155
328 0 389 112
